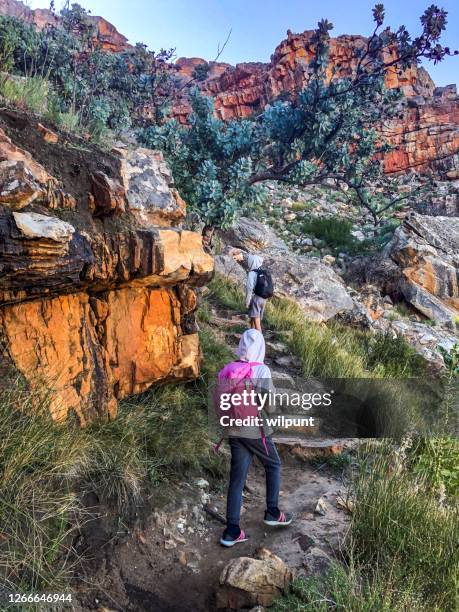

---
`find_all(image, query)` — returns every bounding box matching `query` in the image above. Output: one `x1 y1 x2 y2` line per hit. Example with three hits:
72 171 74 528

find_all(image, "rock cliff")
173 31 458 180
0 110 213 424
1 1 457 180
0 0 130 51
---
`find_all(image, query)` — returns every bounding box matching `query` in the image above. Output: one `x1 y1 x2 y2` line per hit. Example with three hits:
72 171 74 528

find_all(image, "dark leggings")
226 436 281 537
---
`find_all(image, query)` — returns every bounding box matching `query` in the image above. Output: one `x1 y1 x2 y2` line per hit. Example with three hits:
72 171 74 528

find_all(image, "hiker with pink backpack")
215 328 293 547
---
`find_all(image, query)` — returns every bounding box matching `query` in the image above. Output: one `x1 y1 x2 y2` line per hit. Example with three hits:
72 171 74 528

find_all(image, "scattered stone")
274 355 297 368
322 255 336 265
314 497 329 516
266 340 288 354
298 512 315 521
164 538 176 550
276 437 345 462
293 533 315 551
91 171 126 217
37 122 59 144
177 550 187 566
195 478 210 489
217 548 292 609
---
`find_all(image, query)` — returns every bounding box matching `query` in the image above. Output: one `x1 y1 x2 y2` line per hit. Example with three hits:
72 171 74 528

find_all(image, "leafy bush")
0 8 176 138
409 437 459 499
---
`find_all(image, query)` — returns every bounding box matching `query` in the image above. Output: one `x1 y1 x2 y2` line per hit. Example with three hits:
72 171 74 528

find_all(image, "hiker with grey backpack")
232 251 274 332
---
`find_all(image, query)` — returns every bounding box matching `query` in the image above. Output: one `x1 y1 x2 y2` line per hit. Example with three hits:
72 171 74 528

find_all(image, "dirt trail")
73 456 350 611
73 301 352 611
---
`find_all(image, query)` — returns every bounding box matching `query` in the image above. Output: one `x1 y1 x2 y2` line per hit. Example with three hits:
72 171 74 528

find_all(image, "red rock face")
382 89 459 177
0 1 457 177
172 31 457 179
0 0 130 52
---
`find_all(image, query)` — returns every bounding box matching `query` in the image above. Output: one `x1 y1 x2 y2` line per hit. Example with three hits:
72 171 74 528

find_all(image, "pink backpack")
213 360 269 454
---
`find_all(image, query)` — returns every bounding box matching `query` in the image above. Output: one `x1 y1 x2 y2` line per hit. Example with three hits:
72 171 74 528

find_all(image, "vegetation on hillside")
142 5 454 231
209 273 425 379
272 333 458 611
0 3 177 140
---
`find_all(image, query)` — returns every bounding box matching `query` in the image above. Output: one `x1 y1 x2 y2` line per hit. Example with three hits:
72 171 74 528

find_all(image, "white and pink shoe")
220 528 250 547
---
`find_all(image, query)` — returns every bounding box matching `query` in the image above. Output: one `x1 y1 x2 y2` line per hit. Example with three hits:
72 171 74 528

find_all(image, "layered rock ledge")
0 111 213 424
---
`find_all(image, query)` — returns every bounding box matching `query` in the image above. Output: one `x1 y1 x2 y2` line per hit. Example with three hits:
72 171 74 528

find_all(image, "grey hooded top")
245 254 264 309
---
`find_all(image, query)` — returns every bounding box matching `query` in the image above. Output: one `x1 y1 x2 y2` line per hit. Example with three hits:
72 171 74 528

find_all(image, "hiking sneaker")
220 529 250 547
263 510 293 526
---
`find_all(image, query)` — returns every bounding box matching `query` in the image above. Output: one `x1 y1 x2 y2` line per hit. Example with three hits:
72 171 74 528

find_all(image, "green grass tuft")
0 324 229 594
302 216 357 253
209 274 425 379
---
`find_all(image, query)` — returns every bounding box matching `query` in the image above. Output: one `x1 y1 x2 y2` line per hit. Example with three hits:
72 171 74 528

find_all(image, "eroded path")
73 453 350 611
73 298 352 611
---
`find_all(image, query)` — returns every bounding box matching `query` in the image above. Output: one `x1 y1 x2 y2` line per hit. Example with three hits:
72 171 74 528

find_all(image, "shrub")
349 441 459 610
302 216 357 253
272 562 426 611
362 332 426 377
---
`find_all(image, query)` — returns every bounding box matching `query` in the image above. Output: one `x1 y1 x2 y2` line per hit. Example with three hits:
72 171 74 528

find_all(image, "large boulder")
385 213 459 324
218 217 354 322
217 548 292 609
220 217 289 254
116 147 186 227
0 113 213 424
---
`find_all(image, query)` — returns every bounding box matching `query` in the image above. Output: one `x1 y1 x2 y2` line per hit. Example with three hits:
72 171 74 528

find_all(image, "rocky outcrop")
217 548 292 609
0 0 130 52
1 1 457 182
173 31 434 123
218 217 354 322
0 111 213 424
385 213 459 324
382 86 459 178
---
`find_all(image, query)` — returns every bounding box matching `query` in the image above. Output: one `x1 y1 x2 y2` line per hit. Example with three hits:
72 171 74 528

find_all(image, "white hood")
236 329 265 363
247 254 263 271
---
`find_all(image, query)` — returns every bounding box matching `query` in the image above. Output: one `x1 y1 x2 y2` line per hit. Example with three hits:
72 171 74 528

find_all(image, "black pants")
226 436 281 537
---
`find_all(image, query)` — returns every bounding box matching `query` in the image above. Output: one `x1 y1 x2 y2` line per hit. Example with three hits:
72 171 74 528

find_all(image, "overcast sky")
29 0 459 86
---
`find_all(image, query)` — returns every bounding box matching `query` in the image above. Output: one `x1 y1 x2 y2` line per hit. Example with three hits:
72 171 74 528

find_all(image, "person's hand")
231 249 243 262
